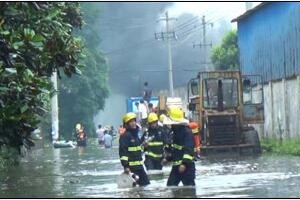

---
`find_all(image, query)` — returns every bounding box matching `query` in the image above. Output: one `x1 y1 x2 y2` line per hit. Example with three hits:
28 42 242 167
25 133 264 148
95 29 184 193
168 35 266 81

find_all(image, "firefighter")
142 113 166 170
188 122 201 160
159 114 173 165
119 112 150 186
164 107 196 186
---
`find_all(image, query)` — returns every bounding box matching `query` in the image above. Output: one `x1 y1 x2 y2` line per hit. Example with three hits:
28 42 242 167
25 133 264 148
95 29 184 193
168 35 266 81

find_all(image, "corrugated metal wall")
237 2 300 81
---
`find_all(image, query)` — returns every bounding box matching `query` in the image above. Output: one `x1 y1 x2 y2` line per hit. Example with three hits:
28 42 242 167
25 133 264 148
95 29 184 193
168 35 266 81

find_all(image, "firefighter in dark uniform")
119 112 150 186
159 114 173 165
142 112 166 170
164 107 196 186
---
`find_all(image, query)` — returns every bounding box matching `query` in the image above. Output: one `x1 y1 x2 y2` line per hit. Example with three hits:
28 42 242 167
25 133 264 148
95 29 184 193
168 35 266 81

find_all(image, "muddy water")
1 140 300 198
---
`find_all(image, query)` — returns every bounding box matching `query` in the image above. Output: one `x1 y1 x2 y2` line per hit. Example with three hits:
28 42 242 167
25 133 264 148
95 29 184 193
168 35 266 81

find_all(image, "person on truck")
119 112 150 186
141 113 167 170
163 107 196 186
143 82 152 104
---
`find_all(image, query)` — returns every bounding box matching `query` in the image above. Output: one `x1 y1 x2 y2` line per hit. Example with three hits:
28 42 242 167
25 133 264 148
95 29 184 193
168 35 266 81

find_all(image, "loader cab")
187 71 264 153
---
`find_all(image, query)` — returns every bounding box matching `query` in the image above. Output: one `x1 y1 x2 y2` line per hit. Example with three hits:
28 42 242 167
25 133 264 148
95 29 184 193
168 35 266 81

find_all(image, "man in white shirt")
138 99 148 128
96 124 104 145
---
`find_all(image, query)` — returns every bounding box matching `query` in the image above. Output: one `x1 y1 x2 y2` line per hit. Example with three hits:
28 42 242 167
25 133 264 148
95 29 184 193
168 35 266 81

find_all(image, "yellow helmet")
123 112 137 124
168 107 185 122
148 112 158 124
159 114 167 123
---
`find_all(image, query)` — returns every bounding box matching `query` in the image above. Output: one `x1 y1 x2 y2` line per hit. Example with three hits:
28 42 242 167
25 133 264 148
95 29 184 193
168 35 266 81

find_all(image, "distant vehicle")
187 70 263 155
126 96 159 113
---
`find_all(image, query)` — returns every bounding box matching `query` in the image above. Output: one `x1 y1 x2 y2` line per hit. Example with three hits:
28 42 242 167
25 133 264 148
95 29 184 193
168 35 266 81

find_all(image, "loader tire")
244 130 262 154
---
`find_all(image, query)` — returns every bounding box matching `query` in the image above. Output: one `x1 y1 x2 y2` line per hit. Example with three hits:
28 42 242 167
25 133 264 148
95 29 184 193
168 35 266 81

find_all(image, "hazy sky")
165 2 261 28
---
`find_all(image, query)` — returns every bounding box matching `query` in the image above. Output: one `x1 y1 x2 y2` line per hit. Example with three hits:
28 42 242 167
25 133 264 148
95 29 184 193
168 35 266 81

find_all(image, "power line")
177 14 229 40
174 17 199 32
175 22 207 40
174 16 199 29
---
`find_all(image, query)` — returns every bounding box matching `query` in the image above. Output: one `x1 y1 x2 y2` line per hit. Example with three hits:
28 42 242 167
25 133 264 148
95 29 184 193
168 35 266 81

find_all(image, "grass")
261 137 300 156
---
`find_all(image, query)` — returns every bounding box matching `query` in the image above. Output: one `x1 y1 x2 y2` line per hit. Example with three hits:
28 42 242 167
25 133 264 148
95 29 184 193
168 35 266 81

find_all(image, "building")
233 2 300 139
232 2 300 82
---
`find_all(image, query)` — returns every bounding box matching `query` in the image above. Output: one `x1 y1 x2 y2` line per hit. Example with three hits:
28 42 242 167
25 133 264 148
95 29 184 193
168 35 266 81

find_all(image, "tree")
0 2 84 152
58 3 109 139
211 30 239 70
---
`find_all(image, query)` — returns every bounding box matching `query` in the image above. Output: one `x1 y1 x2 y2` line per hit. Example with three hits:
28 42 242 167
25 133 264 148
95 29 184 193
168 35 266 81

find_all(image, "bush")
261 138 300 156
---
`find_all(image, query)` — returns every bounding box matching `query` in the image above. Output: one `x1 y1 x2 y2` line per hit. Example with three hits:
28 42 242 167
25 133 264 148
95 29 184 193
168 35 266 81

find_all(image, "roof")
231 2 268 22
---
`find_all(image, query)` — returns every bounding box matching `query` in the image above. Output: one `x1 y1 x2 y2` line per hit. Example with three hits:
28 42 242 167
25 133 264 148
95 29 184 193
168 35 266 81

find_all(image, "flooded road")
1 140 300 198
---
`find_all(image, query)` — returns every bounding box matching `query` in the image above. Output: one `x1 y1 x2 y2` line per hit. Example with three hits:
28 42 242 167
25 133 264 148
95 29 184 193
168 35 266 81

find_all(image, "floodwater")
1 139 300 198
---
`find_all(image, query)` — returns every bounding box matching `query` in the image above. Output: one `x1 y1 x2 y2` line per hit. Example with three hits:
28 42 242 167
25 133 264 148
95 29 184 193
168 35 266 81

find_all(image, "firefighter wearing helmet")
141 112 168 170
119 112 150 186
163 107 196 186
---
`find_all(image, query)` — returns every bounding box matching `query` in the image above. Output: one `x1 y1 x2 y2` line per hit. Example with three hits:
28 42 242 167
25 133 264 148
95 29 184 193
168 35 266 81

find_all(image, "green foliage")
0 2 84 152
261 138 300 156
58 3 109 139
0 146 19 170
211 30 239 70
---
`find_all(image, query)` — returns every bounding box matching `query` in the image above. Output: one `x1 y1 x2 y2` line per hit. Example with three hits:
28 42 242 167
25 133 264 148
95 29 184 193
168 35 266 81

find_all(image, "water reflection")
1 142 300 198
52 149 64 196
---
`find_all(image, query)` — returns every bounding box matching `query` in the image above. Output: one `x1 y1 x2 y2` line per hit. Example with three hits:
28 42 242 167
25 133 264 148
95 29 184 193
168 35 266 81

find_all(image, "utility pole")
193 15 213 71
51 71 59 142
155 11 177 97
202 16 207 71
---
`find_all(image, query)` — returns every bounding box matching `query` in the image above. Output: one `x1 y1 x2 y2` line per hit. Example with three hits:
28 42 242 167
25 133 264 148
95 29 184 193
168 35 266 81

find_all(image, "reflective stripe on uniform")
173 160 182 165
129 160 143 166
128 146 142 152
145 151 162 158
183 154 193 160
148 141 163 146
120 156 128 161
172 144 183 150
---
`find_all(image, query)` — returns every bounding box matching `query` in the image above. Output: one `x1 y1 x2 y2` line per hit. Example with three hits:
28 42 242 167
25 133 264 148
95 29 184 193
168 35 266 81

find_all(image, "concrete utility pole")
202 16 207 71
166 12 174 97
193 15 213 71
51 71 59 142
155 11 177 97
